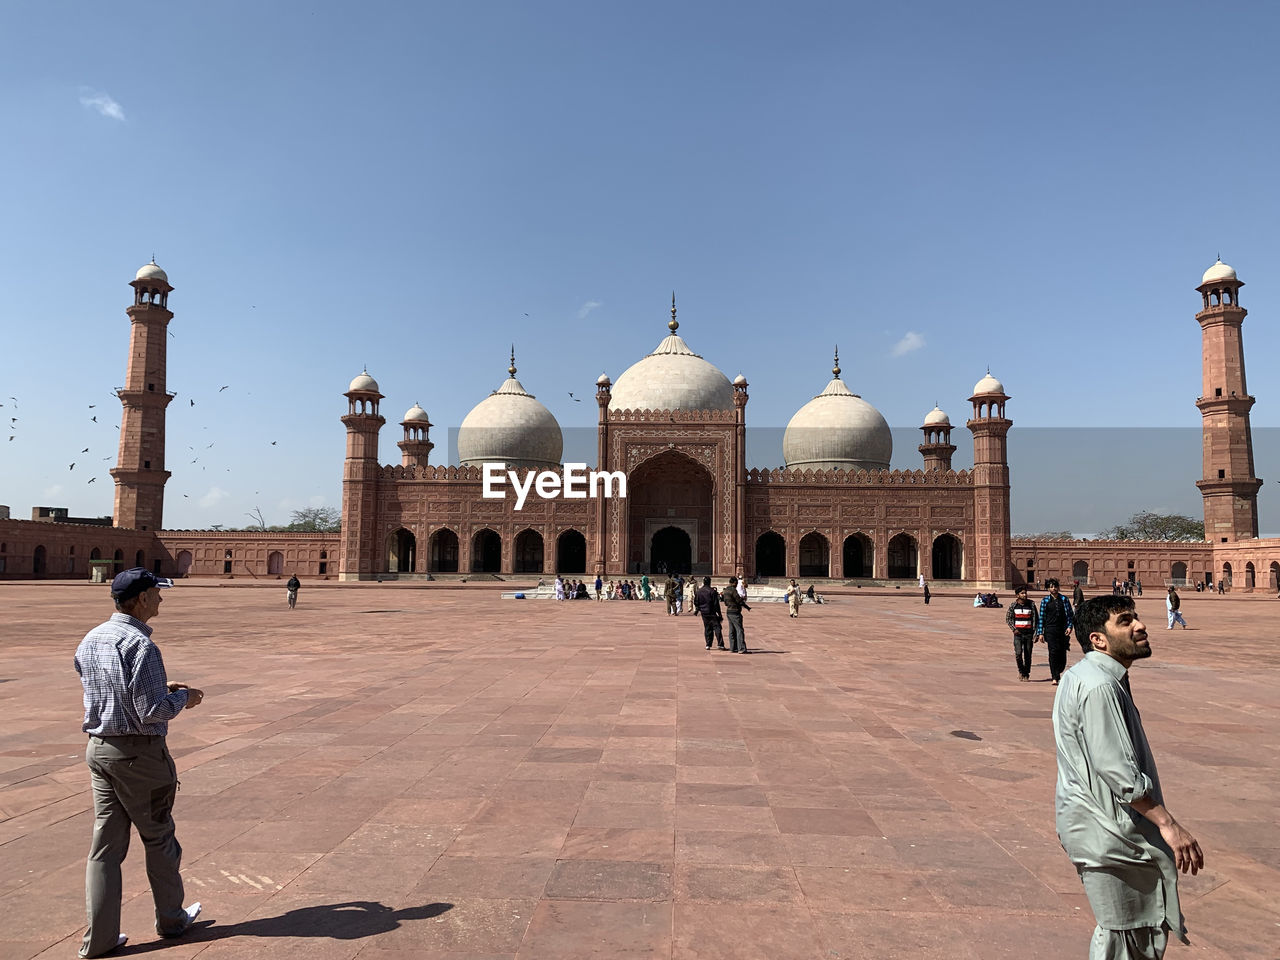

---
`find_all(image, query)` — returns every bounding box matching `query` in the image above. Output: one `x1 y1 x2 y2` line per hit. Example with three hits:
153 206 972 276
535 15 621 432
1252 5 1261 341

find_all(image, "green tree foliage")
286 506 342 532
1097 510 1204 541
1012 531 1074 540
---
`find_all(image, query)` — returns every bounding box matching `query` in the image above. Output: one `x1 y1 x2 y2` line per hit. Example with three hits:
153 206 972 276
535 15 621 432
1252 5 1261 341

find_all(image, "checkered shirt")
74 612 189 736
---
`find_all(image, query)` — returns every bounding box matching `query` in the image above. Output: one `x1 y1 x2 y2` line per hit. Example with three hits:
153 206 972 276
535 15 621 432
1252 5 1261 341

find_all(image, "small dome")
608 329 734 412
733 374 747 385
783 375 892 472
348 369 380 393
972 372 1005 396
597 372 611 385
1201 259 1237 284
403 403 430 422
923 405 950 427
135 261 168 283
457 374 563 470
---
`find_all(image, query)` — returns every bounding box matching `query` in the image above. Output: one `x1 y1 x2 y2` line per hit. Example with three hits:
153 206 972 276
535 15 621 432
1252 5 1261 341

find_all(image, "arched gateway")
626 450 714 575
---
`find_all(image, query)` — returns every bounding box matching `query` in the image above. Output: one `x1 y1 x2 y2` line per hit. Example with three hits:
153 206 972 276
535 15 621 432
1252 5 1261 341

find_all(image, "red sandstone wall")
0 518 157 580
1008 539 1215 590
1209 538 1280 592
157 531 340 579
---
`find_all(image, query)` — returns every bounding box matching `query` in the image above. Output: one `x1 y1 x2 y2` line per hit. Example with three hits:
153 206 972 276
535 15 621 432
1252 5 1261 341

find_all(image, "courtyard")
1 582 1276 959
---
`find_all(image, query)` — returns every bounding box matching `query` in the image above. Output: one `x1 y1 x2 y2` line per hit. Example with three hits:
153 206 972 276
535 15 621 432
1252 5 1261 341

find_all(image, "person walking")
1054 595 1202 959
684 577 697 615
721 576 751 653
641 572 652 602
554 575 566 602
1072 579 1085 611
694 576 726 649
594 574 603 601
922 580 931 605
74 568 204 958
1006 585 1039 681
786 579 802 618
663 577 677 614
285 573 300 610
1166 586 1187 629
1036 578 1077 684
673 574 685 614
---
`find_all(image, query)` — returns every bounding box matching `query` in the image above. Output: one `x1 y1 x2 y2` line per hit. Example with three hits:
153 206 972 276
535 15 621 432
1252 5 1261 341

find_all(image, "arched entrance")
931 534 962 580
755 532 785 577
1270 561 1279 592
33 545 47 575
471 529 501 573
842 533 872 578
556 529 586 573
429 528 459 573
626 450 715 574
90 547 102 561
887 533 918 579
1171 561 1187 583
1244 562 1256 591
1072 560 1089 582
177 551 193 576
135 549 146 568
113 548 124 575
651 526 692 575
268 551 284 575
515 529 544 573
1222 562 1232 589
798 532 829 578
387 528 416 574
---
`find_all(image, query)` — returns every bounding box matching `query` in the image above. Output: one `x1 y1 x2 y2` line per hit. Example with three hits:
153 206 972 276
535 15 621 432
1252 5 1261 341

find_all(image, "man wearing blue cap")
74 568 204 957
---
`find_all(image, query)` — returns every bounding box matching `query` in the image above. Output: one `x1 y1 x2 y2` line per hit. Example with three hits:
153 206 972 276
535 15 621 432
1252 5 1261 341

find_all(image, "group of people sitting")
972 591 1003 608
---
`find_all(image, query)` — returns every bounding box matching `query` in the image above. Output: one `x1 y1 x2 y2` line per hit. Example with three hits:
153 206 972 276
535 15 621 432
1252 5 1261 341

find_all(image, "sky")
2 1 1279 535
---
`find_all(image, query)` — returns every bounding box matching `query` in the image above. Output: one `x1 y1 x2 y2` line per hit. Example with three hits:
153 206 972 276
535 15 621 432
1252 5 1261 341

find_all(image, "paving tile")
672 902 823 959
543 859 672 900
516 899 672 958
674 863 802 903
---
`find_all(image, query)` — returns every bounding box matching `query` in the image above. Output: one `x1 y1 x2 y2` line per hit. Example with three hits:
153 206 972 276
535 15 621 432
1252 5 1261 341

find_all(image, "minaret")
595 370 611 578
732 370 749 580
397 403 433 469
1195 258 1262 541
110 260 174 531
340 369 385 579
919 404 956 472
967 372 1012 588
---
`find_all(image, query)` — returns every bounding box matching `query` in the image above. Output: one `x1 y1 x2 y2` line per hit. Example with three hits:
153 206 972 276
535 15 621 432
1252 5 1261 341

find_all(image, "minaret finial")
832 345 841 379
669 292 678 333
508 344 517 377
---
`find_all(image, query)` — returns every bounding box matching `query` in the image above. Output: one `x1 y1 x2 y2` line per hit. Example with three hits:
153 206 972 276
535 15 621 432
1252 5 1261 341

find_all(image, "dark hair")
1075 595 1135 642
1045 578 1060 589
702 576 711 586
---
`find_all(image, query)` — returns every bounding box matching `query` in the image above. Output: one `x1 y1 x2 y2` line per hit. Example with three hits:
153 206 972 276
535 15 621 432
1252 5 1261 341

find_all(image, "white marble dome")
403 403 430 422
608 325 734 413
597 372 611 385
733 374 747 385
783 375 892 472
457 370 562 470
348 370 380 393
972 372 1005 396
1202 259 1237 284
135 261 168 283
923 405 950 427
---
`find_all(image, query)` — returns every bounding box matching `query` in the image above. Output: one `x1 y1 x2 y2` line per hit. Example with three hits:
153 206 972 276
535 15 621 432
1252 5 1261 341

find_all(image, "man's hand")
183 687 205 709
1160 819 1204 874
167 681 188 691
1034 634 1043 643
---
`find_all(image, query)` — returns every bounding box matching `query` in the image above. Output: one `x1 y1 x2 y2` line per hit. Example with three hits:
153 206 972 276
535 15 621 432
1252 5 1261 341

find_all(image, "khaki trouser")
81 735 188 957
1090 924 1168 960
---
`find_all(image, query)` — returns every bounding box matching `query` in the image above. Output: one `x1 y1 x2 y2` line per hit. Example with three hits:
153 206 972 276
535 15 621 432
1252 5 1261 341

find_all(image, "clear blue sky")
2 1 1278 535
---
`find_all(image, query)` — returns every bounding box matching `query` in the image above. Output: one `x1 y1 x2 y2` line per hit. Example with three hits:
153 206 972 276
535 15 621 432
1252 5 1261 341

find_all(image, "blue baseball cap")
111 567 175 601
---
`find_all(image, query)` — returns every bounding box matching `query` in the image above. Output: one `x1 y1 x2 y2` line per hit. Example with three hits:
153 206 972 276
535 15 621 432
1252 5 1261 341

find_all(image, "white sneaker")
159 902 202 938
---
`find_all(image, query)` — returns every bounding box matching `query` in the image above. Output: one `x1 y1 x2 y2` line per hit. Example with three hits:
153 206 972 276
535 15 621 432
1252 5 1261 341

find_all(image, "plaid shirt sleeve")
130 644 189 725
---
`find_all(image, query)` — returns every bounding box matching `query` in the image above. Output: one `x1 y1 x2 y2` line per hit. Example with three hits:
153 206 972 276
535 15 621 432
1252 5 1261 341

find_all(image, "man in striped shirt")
74 568 204 957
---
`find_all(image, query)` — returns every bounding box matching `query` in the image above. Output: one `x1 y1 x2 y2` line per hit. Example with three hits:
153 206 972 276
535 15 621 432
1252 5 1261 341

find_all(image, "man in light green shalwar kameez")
1053 595 1205 959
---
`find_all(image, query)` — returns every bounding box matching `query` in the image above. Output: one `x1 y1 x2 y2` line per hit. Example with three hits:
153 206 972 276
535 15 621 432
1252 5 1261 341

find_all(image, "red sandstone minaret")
1195 258 1262 541
918 405 956 472
340 370 384 579
397 403 434 468
110 261 174 531
967 373 1012 588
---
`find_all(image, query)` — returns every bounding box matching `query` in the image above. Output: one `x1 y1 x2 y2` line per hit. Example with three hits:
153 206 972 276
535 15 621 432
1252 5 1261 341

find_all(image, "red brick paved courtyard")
1 583 1276 959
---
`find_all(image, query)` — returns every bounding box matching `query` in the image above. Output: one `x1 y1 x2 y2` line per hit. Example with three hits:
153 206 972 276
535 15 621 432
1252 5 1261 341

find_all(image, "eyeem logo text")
482 462 628 510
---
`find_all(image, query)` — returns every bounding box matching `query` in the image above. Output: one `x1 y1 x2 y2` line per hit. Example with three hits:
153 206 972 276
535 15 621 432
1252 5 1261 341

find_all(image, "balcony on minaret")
919 405 955 472
398 403 434 469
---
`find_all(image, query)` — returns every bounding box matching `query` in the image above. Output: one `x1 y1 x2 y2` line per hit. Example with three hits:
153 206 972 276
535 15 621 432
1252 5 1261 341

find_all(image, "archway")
113 548 124 575
429 528 459 573
33 544 47 575
514 529 544 574
387 528 416 574
1171 561 1187 583
798 532 829 578
1222 562 1232 589
931 534 962 580
268 551 284 576
755 532 785 577
1072 560 1089 582
651 526 692 575
135 549 145 568
90 547 102 561
556 529 587 574
177 551 193 576
1244 562 1256 590
626 449 715 574
1270 561 1279 592
887 533 918 579
842 533 872 578
471 529 501 573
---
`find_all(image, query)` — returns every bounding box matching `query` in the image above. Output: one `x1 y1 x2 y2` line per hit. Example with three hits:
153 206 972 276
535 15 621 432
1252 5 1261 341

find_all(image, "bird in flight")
88 404 95 409
219 385 229 392
271 441 277 446
87 477 95 484
69 463 75 471
190 399 195 407
81 447 89 453
91 416 97 423
568 392 581 401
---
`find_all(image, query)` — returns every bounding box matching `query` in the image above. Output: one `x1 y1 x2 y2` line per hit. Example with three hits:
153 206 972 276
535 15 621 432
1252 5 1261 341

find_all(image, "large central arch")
626 450 715 575
650 525 692 574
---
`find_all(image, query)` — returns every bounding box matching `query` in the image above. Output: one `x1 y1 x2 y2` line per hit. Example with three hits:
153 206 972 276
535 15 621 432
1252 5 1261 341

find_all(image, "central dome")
783 359 891 472
608 311 733 413
457 357 562 470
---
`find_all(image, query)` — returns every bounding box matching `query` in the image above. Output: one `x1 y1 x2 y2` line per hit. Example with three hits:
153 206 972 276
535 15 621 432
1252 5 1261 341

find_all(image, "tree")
244 507 267 531
287 506 342 532
1012 531 1074 540
1097 510 1204 541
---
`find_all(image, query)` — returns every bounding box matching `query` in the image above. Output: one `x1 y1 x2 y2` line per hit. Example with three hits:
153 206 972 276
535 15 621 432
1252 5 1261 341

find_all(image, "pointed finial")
669 292 678 332
151 254 156 265
508 344 517 377
832 345 841 378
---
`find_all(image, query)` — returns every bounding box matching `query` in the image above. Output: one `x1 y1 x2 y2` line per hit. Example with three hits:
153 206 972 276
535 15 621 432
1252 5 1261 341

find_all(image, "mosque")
1 259 1277 593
